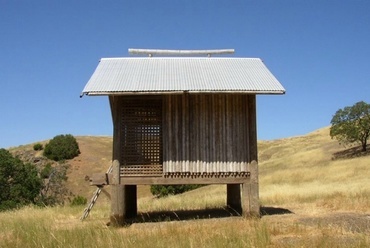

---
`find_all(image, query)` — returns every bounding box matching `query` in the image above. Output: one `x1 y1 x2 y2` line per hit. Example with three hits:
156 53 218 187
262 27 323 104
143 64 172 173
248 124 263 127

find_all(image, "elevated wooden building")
81 49 285 226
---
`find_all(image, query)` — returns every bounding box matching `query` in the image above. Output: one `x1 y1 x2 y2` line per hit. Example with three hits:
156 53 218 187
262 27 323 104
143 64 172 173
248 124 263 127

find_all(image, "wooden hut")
81 49 285 226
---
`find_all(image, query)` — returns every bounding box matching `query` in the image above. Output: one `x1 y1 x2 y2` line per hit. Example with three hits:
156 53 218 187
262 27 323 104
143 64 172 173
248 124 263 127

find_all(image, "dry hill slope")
5 126 369 247
258 126 369 212
67 126 369 209
9 126 369 210
67 136 152 201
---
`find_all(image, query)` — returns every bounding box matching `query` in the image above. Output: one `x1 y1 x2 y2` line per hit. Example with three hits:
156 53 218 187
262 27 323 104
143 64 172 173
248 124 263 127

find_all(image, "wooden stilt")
110 185 126 226
110 160 125 226
110 161 138 226
242 161 260 217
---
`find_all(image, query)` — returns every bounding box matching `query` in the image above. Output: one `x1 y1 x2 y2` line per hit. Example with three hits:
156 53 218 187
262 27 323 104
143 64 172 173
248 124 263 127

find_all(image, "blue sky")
1 1 369 148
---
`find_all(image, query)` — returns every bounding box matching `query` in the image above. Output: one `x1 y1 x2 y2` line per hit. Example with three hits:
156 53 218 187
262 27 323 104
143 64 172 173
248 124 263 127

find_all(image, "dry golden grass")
259 127 370 213
3 127 369 247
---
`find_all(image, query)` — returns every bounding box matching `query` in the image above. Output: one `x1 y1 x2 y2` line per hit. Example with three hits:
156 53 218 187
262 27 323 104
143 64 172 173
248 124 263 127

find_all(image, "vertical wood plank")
182 94 187 172
201 94 207 173
221 94 226 173
248 95 258 162
167 95 173 172
163 96 168 174
225 95 231 171
242 95 260 217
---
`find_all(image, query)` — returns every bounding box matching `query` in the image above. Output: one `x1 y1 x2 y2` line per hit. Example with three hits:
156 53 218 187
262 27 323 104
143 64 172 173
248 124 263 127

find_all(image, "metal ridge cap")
100 57 262 61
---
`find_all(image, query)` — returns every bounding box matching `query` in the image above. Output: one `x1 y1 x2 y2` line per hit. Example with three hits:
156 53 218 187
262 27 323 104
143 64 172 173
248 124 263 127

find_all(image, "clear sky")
1 1 370 148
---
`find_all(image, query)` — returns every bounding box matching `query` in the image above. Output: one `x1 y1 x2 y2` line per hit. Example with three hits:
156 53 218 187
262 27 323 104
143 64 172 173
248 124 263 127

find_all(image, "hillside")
5 126 370 247
10 126 369 208
69 127 369 206
259 127 369 211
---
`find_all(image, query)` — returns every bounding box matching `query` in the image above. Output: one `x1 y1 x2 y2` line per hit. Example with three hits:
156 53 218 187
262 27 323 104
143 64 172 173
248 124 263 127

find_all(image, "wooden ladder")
80 164 113 221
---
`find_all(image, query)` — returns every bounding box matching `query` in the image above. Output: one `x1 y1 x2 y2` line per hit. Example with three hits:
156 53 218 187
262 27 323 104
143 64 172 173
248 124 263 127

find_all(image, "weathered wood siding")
111 94 257 178
163 94 256 176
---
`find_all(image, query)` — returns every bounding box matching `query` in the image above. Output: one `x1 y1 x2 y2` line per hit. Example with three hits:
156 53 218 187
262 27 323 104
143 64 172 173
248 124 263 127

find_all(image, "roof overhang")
83 90 285 97
81 57 286 97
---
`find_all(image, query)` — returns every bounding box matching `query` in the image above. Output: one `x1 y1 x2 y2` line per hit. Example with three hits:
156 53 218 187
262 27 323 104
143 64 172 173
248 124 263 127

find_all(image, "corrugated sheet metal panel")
82 57 285 95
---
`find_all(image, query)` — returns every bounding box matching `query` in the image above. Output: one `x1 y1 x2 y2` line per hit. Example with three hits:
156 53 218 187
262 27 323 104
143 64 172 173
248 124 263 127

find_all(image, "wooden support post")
241 95 260 217
242 161 260 217
110 160 125 226
227 184 241 213
110 96 138 226
110 161 138 226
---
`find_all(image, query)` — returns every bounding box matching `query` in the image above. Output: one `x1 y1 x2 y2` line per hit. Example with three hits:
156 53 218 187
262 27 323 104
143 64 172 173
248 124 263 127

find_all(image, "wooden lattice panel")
163 172 250 178
120 165 163 177
120 97 163 176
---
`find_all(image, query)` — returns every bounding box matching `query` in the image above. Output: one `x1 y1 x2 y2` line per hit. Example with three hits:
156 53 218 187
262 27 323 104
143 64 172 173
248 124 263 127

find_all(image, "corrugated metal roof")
82 57 285 95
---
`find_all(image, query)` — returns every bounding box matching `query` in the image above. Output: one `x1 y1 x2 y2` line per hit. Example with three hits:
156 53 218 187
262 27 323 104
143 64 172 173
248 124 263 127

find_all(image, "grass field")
2 127 369 247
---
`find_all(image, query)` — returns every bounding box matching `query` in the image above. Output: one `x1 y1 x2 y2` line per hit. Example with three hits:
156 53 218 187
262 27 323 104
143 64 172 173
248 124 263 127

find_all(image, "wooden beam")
118 176 249 185
128 48 235 57
90 173 108 186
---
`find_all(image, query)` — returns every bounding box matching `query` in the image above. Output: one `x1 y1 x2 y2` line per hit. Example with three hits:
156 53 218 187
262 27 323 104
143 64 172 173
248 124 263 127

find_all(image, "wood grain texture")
163 94 255 175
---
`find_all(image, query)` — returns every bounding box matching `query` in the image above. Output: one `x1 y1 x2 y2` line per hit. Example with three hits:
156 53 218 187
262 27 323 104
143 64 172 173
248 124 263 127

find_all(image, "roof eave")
82 90 286 96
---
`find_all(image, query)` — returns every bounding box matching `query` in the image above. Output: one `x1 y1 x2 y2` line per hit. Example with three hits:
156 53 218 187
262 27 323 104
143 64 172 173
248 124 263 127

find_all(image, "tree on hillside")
0 149 42 211
39 162 70 206
330 101 370 152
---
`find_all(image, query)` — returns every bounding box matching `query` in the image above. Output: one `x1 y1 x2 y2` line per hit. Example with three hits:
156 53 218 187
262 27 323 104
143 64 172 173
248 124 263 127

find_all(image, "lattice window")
121 97 162 167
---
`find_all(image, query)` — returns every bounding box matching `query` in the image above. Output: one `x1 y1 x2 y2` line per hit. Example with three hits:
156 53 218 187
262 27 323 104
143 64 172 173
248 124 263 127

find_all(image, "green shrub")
43 134 80 161
0 149 43 211
40 163 53 179
150 185 204 198
33 143 43 151
70 195 87 206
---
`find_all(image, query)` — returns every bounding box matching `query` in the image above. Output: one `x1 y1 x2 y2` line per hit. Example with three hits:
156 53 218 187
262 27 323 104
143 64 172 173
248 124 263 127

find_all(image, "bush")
150 185 204 198
43 134 80 161
40 163 53 179
33 143 43 151
70 195 87 206
0 149 43 211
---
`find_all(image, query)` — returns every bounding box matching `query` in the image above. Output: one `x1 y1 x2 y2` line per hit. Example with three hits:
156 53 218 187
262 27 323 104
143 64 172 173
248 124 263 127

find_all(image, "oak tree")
330 101 370 151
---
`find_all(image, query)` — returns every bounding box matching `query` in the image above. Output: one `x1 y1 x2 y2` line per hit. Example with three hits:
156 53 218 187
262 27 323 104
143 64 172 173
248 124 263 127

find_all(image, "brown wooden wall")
163 94 256 176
